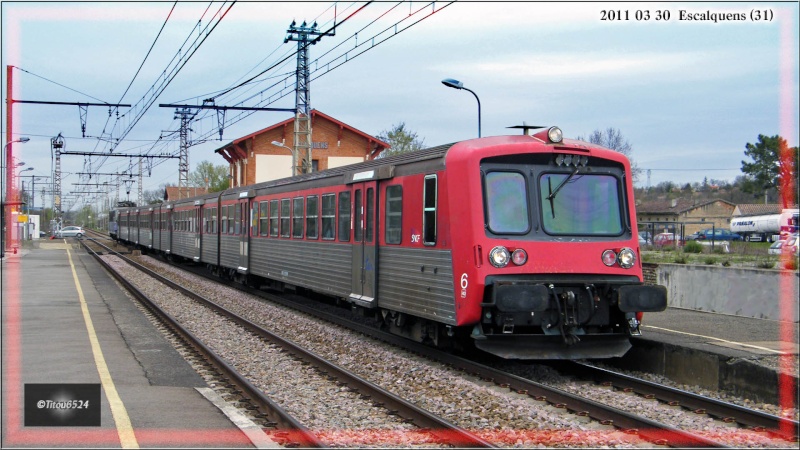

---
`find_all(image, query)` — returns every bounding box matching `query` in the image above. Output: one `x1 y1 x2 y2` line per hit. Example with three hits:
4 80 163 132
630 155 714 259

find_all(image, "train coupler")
626 312 642 336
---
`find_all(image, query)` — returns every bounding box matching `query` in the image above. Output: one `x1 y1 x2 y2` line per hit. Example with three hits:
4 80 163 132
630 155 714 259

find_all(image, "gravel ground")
112 254 796 448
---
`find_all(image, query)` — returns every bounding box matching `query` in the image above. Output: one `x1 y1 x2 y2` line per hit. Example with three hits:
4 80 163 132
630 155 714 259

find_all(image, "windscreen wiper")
547 167 580 202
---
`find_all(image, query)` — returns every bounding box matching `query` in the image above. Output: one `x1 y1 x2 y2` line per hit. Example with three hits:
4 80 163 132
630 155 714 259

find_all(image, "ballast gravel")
104 254 795 448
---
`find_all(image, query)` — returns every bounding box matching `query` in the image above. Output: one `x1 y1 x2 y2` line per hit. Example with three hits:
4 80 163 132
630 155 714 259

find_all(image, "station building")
213 110 390 187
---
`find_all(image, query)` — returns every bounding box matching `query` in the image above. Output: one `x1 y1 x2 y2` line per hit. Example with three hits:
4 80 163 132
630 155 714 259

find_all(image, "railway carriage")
113 129 666 359
169 198 202 260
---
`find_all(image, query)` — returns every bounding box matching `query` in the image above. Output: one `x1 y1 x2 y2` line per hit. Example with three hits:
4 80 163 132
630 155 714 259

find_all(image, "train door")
237 196 251 274
349 181 378 307
193 201 203 261
165 205 173 254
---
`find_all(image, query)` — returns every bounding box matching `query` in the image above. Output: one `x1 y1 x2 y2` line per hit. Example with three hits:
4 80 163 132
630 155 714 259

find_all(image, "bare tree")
578 127 641 183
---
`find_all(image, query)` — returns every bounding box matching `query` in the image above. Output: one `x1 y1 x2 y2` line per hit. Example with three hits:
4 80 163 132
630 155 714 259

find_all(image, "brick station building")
214 109 390 187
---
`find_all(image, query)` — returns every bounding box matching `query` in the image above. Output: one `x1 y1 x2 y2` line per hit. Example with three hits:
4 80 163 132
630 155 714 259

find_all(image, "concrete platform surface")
1 245 263 448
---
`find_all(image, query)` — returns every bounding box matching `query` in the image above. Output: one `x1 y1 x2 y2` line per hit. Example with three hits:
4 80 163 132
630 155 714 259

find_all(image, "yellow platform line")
67 249 139 448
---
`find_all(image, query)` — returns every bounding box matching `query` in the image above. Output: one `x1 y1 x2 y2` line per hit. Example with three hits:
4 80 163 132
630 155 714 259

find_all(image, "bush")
704 256 717 265
721 260 731 267
756 259 775 269
683 241 703 254
673 255 688 264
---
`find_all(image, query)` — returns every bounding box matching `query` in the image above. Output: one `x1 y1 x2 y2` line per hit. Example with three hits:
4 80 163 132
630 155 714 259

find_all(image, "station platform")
1 243 276 448
623 305 798 405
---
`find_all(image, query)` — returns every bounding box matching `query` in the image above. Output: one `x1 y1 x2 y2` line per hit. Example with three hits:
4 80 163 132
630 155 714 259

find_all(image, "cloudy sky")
2 1 798 212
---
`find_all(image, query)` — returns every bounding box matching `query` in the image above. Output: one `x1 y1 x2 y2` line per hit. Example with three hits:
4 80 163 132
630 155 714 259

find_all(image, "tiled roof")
635 198 734 215
732 203 798 217
164 186 208 201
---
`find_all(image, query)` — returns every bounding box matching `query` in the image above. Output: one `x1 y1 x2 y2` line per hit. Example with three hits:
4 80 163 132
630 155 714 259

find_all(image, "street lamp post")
12 167 33 245
2 137 30 257
271 140 300 177
441 78 481 138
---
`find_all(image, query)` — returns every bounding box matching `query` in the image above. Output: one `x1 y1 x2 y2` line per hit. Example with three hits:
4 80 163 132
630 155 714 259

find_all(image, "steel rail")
81 240 323 448
88 240 495 448
158 259 728 448
564 361 799 442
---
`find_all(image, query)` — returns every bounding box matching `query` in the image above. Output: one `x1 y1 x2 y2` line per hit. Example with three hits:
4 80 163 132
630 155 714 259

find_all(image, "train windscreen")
538 172 623 235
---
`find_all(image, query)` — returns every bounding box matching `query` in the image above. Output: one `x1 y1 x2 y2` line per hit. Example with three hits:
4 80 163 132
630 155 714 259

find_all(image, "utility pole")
52 134 64 228
174 107 196 199
284 20 334 175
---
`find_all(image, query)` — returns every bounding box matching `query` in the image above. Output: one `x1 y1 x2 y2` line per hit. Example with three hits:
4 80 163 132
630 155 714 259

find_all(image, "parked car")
56 226 85 238
653 232 683 247
783 234 799 256
768 240 784 255
685 232 701 241
696 228 742 241
638 231 652 245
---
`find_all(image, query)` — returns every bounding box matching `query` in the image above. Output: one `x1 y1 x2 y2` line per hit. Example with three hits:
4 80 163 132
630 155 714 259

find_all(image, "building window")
385 185 402 244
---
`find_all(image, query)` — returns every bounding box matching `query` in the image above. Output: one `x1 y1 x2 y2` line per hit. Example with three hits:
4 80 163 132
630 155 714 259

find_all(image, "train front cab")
446 133 667 359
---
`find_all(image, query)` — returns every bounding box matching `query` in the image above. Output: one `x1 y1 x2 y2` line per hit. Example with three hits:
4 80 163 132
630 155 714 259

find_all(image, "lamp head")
441 78 464 90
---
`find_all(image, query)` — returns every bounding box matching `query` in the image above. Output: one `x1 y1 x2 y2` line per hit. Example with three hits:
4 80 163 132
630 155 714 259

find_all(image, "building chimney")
671 199 678 208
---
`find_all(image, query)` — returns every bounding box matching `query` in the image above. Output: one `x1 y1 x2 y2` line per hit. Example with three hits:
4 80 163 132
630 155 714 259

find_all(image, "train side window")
269 200 279 237
259 201 269 236
292 197 304 238
211 207 217 234
306 195 318 239
321 193 335 240
423 174 437 245
385 185 402 244
228 205 235 234
354 189 363 242
365 188 374 243
338 191 350 242
280 199 290 237
234 203 242 235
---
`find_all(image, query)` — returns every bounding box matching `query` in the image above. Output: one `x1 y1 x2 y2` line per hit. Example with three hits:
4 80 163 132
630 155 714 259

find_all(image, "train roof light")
547 126 563 143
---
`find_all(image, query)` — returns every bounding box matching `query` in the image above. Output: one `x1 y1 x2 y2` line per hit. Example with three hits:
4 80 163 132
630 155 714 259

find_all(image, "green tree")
578 127 641 182
189 160 229 192
376 122 425 158
740 134 799 205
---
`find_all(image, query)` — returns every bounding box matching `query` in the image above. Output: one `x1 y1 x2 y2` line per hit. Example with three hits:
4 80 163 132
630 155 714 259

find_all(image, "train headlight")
547 126 563 143
489 246 511 268
617 248 636 269
601 249 617 266
511 249 528 265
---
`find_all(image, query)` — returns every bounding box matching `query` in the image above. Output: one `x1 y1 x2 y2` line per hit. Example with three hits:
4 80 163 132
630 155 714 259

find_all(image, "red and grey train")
112 128 667 359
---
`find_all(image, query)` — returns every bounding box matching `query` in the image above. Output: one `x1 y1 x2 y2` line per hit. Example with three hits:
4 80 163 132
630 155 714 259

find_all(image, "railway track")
81 237 494 448
556 361 799 443
82 235 797 447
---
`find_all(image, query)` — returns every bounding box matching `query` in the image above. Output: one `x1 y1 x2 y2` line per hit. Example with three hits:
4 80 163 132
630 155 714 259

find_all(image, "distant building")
213 109 390 187
635 198 736 235
731 203 798 217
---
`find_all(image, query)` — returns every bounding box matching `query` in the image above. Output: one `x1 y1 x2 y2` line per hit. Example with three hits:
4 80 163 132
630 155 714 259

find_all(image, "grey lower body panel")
377 247 457 325
250 239 352 297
